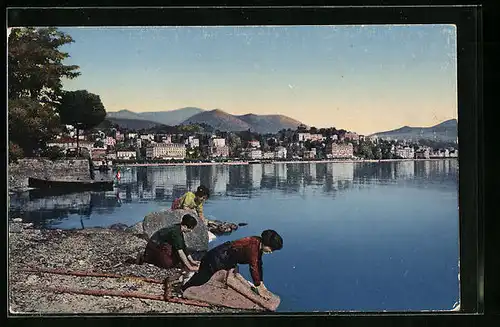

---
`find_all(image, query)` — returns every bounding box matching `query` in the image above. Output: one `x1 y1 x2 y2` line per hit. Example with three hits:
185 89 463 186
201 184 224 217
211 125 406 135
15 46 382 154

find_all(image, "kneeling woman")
138 214 200 272
181 230 283 296
172 185 210 223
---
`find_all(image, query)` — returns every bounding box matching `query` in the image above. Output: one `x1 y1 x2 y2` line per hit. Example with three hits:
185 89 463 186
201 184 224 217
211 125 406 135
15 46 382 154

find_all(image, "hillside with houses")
45 120 458 166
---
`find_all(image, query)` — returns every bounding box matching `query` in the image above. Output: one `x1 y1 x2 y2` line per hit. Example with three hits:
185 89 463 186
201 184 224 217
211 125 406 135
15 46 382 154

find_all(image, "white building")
394 147 415 159
430 149 450 158
298 133 323 142
274 146 287 159
247 150 262 160
140 134 154 141
104 136 116 147
136 138 142 148
209 138 226 147
126 133 138 139
262 152 274 160
146 143 186 160
185 136 200 148
116 150 137 160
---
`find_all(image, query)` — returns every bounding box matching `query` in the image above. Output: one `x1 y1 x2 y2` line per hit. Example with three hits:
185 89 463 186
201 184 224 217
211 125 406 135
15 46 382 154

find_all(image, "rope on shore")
43 286 211 307
20 267 165 284
21 266 212 308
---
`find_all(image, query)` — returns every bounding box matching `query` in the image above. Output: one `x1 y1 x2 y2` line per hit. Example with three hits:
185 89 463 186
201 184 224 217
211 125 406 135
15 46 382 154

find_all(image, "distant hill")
237 114 303 134
106 107 204 126
370 119 458 142
183 109 252 132
101 117 165 130
182 109 305 134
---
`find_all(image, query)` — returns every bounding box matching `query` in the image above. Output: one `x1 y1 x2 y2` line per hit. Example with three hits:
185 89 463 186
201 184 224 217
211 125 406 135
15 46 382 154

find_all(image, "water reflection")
9 160 458 227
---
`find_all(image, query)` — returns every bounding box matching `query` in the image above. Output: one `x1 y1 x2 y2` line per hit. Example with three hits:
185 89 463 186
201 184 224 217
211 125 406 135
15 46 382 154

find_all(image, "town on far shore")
44 122 459 168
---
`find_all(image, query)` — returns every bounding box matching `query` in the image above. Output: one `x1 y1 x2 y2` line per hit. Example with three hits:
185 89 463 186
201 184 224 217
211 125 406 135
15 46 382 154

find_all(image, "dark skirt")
142 240 181 269
181 241 236 291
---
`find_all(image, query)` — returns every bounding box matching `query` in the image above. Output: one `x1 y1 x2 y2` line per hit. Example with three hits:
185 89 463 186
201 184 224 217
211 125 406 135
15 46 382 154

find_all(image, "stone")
109 223 129 231
238 223 248 227
142 209 209 252
9 223 23 233
207 221 239 236
26 275 39 285
125 221 144 234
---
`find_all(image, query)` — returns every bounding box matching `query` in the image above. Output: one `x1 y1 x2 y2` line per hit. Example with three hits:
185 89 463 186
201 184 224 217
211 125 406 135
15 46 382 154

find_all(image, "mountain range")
106 107 304 134
106 107 204 126
105 107 457 142
369 119 458 142
99 117 166 131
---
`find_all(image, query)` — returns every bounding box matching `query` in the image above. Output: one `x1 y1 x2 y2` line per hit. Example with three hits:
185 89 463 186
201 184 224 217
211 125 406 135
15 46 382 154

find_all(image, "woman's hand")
256 283 271 300
188 265 199 272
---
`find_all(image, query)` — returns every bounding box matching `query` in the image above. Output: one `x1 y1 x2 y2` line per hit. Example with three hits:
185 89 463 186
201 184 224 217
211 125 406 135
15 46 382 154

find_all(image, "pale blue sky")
59 25 457 135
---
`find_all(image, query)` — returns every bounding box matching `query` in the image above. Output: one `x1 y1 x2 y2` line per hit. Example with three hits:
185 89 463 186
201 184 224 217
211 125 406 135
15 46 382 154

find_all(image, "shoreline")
117 158 458 168
8 220 244 314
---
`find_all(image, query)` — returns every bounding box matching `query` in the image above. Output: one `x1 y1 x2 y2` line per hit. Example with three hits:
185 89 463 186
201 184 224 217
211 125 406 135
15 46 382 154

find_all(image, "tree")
8 98 62 156
58 90 106 156
41 146 66 161
8 27 80 105
8 27 81 156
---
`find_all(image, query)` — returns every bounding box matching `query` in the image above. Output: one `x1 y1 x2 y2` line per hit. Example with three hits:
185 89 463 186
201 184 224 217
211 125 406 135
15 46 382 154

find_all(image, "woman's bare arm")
178 250 198 271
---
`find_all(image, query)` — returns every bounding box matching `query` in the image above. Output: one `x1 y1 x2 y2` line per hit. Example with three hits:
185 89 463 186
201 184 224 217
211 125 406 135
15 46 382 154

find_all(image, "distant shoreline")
117 158 458 168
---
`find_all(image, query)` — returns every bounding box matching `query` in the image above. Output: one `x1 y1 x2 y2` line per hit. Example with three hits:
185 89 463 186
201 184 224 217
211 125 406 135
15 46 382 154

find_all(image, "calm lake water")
9 160 460 312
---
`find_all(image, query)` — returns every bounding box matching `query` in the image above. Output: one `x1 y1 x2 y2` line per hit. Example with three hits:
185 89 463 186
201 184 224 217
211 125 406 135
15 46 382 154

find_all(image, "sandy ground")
8 222 244 314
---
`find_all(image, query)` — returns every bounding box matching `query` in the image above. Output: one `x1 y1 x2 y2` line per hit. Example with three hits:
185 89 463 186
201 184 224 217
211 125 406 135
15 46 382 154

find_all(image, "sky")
58 25 457 135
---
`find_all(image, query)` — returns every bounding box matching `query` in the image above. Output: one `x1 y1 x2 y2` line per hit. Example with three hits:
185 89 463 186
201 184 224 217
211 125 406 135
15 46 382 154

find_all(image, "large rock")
141 209 209 252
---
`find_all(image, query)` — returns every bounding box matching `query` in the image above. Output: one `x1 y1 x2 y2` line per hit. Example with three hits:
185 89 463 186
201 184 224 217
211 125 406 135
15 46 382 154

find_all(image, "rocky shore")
8 221 245 314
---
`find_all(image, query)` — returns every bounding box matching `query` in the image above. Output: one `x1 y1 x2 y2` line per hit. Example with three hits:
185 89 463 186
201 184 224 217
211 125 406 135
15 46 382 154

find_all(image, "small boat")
28 177 114 192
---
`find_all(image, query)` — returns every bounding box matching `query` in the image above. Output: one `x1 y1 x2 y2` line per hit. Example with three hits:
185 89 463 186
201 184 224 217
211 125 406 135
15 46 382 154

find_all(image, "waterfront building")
210 145 230 158
274 146 287 159
116 150 137 160
394 146 415 159
146 143 186 160
247 149 262 160
325 143 354 159
262 152 274 160
415 149 430 159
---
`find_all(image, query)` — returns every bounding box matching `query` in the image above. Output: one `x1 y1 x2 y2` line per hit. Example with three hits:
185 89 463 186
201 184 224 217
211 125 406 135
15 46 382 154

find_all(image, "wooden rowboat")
28 177 114 192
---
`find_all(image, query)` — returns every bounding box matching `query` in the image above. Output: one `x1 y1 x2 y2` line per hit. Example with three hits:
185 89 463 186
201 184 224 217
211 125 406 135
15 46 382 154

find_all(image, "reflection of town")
9 160 458 226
